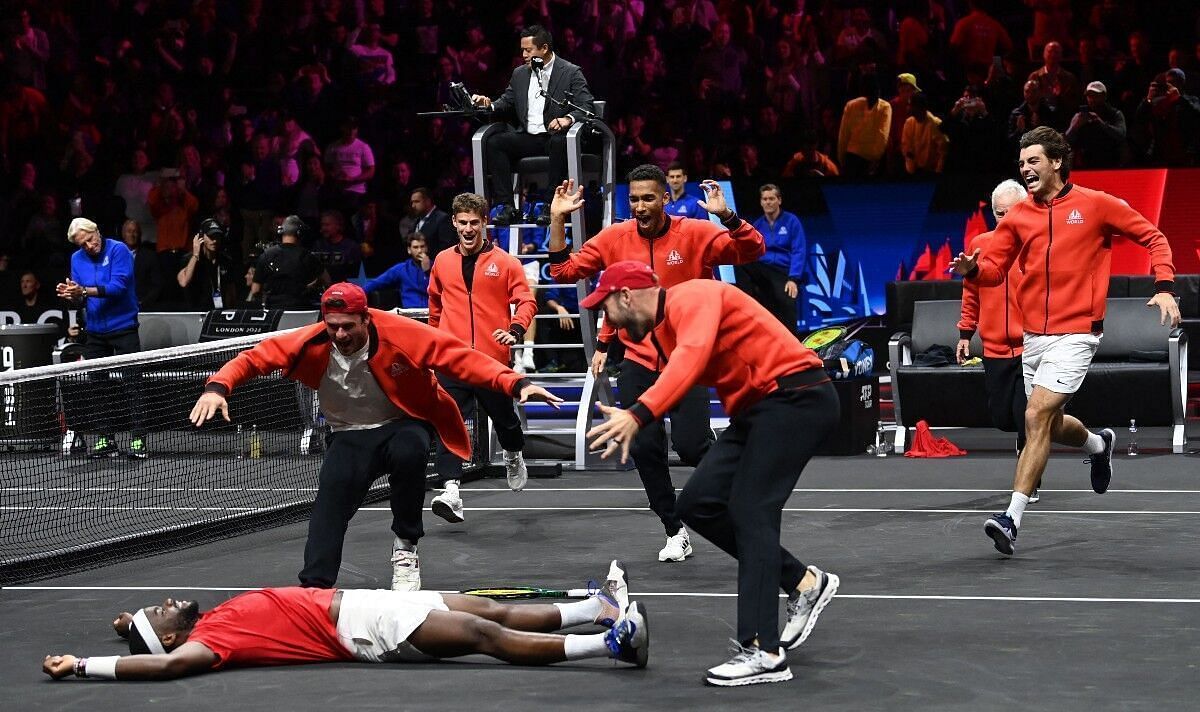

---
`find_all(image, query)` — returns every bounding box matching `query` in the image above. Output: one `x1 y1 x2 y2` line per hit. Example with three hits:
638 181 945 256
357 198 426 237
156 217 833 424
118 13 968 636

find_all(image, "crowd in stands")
2 1 1199 332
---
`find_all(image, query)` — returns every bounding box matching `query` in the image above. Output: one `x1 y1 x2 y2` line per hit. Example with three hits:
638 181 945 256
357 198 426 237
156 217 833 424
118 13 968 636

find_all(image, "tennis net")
0 321 480 585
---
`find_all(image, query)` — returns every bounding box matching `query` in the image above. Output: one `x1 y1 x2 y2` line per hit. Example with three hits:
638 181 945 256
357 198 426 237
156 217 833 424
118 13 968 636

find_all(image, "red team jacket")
549 215 765 371
206 309 526 459
428 241 538 364
626 280 825 425
958 230 1024 358
970 184 1174 334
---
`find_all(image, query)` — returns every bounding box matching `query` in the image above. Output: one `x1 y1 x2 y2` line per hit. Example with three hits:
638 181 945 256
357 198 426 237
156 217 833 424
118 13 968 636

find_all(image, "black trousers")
618 360 715 536
80 327 146 439
675 380 839 650
485 128 568 205
983 355 1027 450
300 419 433 588
735 262 799 337
434 375 526 481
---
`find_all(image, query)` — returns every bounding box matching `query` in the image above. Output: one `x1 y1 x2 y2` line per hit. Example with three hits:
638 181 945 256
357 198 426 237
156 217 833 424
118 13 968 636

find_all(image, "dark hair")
411 186 433 201
627 163 667 189
521 25 553 51
1018 126 1072 179
666 161 687 174
408 232 427 245
451 192 489 218
759 183 782 198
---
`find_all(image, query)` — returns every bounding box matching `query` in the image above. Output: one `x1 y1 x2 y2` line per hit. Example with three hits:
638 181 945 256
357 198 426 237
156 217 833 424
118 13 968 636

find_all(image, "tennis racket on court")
458 586 594 600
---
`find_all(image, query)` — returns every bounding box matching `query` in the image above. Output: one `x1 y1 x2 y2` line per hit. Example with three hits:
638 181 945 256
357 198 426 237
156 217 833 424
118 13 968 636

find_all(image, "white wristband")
86 655 120 679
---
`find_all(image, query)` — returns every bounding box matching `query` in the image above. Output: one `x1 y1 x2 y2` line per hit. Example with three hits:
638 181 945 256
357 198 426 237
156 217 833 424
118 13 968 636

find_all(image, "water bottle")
1127 419 1138 457
236 424 245 460
874 422 889 457
250 424 262 459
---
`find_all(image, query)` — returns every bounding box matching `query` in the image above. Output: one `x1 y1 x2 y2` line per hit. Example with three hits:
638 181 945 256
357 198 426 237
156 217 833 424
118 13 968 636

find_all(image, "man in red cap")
583 261 841 687
190 283 560 591
549 164 765 563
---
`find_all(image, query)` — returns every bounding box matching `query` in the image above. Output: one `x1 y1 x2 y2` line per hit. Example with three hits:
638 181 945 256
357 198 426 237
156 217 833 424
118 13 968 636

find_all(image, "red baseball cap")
580 260 659 310
321 283 369 315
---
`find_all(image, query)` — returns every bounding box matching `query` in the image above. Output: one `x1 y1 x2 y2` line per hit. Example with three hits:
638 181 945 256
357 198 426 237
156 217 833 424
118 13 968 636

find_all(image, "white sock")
1082 431 1105 455
443 480 460 493
1005 492 1031 528
564 632 611 660
393 537 417 552
554 597 602 628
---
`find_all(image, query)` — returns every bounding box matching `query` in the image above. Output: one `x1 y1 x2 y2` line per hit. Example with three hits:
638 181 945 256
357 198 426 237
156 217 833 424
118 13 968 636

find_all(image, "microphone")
531 56 545 74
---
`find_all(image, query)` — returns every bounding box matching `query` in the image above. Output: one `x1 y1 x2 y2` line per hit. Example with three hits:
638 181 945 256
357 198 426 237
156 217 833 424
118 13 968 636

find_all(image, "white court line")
7 506 1200 514
3 586 1199 604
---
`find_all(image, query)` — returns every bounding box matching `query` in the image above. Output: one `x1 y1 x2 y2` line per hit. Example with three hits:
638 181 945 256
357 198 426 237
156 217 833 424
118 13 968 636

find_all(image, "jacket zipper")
647 237 661 369
1044 203 1053 334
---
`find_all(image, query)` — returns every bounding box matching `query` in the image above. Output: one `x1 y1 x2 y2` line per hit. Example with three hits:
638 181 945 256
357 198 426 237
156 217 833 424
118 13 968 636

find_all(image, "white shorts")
335 589 448 663
1022 333 1101 397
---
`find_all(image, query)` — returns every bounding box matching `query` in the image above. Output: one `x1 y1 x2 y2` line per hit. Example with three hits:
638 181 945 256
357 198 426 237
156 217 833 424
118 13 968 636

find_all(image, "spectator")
177 218 237 311
1132 73 1200 166
833 6 888 69
251 215 326 308
736 184 806 337
324 117 376 218
14 270 49 325
694 22 749 104
120 219 163 311
838 73 892 177
1065 81 1128 168
1009 79 1059 147
0 76 49 163
943 85 1008 174
21 193 64 272
1024 0 1073 61
56 217 147 458
949 0 1013 83
409 187 457 257
8 7 50 92
901 92 948 175
113 149 159 245
362 232 432 309
234 132 284 259
147 169 199 254
782 131 840 177
313 210 362 283
1027 41 1081 112
349 22 396 87
887 73 921 174
1114 31 1158 116
664 162 707 219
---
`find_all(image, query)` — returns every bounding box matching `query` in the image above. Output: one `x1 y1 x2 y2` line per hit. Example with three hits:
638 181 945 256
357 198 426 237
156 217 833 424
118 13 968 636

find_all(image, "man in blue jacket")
361 233 431 308
56 217 146 458
664 163 708 220
736 184 807 337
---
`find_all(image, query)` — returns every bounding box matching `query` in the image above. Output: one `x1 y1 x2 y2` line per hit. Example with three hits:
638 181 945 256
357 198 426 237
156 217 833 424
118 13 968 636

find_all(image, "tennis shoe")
984 513 1018 556
604 601 648 667
89 436 120 458
781 565 839 650
504 450 528 492
705 641 792 687
658 528 692 562
128 437 148 460
1029 488 1040 504
431 488 465 523
594 559 629 627
1085 428 1115 494
390 543 421 591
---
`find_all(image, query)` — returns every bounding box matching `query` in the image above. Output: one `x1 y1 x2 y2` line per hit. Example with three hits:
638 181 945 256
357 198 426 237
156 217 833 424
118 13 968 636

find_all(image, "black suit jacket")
416 208 458 255
492 55 595 132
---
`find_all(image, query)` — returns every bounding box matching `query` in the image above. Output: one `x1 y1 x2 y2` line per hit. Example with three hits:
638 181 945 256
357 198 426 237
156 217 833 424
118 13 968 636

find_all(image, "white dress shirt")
319 341 404 431
525 55 555 135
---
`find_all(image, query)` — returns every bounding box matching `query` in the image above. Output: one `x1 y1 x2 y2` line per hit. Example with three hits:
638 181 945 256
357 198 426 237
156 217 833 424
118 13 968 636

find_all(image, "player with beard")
548 165 765 563
951 126 1179 556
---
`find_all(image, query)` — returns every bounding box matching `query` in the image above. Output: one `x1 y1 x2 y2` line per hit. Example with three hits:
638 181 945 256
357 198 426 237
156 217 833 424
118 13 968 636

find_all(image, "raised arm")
547 180 608 283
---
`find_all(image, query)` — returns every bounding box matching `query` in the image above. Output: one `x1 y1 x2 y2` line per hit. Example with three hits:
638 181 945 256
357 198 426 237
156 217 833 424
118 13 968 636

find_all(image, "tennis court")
4 439 1198 711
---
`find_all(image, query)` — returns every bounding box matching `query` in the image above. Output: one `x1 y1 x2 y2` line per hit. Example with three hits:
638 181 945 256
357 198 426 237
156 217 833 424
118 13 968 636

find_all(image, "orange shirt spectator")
148 170 199 252
949 3 1013 73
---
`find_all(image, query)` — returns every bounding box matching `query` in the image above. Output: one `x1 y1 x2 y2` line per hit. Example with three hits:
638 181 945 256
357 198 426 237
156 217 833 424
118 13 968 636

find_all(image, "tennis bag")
820 338 874 380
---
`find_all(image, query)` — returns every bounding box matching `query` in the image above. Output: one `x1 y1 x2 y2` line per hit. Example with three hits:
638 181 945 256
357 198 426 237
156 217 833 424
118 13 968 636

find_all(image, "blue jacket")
71 238 139 335
362 259 431 308
752 211 807 281
666 192 708 220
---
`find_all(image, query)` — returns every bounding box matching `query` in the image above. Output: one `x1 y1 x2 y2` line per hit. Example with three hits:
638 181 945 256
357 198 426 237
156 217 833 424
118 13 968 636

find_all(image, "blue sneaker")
1085 429 1115 494
592 559 629 628
604 601 648 667
984 513 1018 556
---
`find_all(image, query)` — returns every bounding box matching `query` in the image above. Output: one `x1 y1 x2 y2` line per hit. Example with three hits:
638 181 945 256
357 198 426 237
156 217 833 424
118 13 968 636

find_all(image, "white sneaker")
504 450 528 492
705 641 792 687
431 488 465 523
390 543 421 591
1029 488 1040 504
781 564 839 650
657 528 693 562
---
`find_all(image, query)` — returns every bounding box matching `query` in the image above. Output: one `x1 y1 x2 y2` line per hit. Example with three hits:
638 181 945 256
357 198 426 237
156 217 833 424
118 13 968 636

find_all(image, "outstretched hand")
518 384 563 409
550 180 585 219
585 403 641 464
43 655 77 680
189 392 230 427
948 248 981 276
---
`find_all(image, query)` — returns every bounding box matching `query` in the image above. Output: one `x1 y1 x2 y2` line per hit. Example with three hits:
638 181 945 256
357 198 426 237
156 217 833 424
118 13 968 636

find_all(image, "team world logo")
485 262 500 277
1066 209 1084 225
666 249 684 266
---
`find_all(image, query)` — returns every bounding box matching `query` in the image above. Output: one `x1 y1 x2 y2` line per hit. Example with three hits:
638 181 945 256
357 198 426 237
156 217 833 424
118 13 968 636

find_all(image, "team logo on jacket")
779 226 788 234
390 362 409 376
1066 209 1084 225
485 262 500 277
666 249 684 266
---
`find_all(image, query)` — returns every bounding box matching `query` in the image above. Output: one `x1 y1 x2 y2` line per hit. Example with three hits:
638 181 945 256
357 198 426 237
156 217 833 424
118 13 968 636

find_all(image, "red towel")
904 420 967 457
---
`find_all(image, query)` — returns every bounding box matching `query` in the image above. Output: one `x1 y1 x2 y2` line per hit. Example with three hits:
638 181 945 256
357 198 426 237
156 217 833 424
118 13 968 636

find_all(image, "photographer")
1065 81 1128 168
251 215 328 308
177 218 237 311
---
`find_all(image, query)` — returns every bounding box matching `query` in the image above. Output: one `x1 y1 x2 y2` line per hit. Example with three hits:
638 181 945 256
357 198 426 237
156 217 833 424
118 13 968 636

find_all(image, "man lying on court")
41 563 647 680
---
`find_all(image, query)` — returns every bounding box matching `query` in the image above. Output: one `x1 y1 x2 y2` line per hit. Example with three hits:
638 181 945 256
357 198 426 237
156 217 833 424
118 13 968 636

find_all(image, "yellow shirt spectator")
901 111 948 174
838 96 892 167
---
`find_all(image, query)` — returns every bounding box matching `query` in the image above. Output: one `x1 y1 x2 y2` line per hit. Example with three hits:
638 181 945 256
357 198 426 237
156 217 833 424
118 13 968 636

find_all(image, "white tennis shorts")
335 589 448 663
1022 333 1101 397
